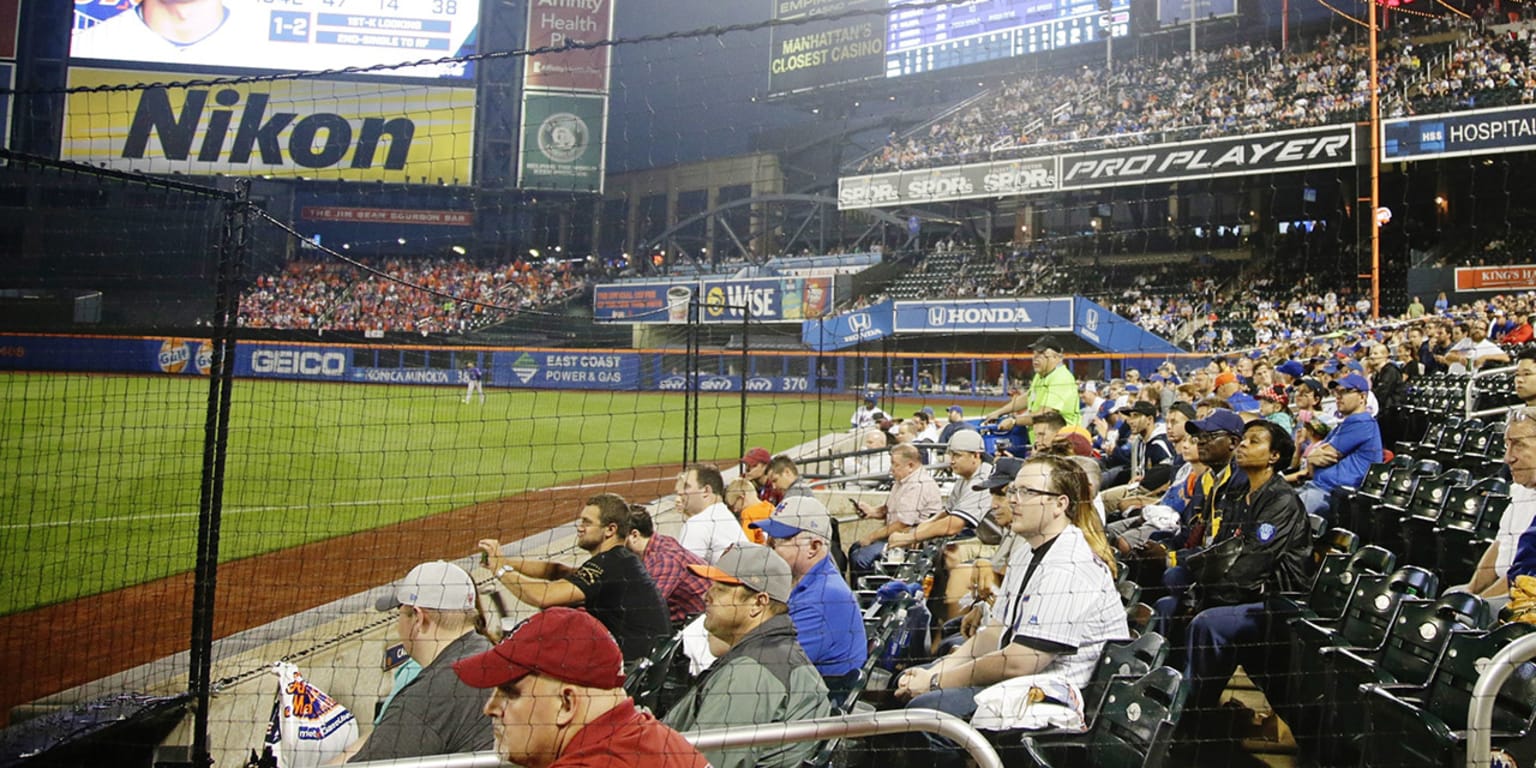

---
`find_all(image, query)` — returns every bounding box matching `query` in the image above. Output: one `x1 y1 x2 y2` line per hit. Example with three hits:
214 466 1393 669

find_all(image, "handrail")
347 709 1003 768
1465 631 1536 767
686 710 1003 768
1464 363 1517 420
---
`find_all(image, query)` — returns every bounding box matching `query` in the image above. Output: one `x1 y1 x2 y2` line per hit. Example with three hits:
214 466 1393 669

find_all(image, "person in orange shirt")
726 478 773 545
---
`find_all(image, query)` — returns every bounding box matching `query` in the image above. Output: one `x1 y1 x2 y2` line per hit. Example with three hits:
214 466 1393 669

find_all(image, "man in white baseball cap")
340 561 493 763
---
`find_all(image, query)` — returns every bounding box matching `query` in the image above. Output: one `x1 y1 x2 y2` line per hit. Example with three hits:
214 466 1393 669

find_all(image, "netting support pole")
739 304 749 463
189 179 252 768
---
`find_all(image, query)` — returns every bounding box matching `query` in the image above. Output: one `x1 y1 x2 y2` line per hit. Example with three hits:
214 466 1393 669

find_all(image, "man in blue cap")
1295 373 1382 518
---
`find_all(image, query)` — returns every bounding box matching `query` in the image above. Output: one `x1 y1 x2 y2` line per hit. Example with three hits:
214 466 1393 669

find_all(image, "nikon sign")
62 68 475 183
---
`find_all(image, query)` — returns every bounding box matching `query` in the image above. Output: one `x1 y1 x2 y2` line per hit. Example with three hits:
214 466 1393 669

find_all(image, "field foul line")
0 473 679 530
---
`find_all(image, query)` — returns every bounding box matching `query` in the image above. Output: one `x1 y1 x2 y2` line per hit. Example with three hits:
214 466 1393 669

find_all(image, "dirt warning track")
0 464 688 727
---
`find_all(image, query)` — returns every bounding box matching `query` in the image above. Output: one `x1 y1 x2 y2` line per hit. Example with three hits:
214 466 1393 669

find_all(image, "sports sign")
838 125 1356 209
698 277 832 323
802 300 893 351
524 0 615 92
893 298 1074 333
1055 125 1356 189
1455 264 1536 293
517 90 607 193
70 0 478 81
62 68 475 183
494 351 639 389
1383 104 1536 162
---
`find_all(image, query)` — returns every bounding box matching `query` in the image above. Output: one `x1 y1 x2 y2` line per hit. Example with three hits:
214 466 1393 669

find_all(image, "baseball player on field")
463 360 484 404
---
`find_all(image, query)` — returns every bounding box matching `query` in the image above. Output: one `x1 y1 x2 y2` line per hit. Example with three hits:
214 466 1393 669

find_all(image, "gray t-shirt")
349 630 494 763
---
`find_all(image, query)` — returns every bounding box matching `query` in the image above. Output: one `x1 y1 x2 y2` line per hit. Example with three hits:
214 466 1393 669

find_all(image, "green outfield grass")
0 373 839 616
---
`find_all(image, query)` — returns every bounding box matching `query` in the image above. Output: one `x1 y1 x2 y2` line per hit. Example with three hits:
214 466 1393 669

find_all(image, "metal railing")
1464 363 1517 420
350 709 1003 768
1465 631 1536 767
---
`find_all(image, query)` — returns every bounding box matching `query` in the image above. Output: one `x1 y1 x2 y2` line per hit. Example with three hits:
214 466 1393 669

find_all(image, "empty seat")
1307 591 1492 763
1436 477 1511 587
1359 622 1536 767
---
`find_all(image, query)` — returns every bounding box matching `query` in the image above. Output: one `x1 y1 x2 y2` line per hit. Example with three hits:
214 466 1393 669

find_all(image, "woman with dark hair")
893 454 1129 767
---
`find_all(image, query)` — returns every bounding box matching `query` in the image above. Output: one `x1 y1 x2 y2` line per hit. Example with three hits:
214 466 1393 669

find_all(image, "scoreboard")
769 0 1131 97
70 0 479 81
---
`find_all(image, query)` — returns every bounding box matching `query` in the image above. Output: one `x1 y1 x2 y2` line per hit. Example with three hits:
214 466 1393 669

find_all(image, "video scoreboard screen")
769 0 1130 97
70 0 479 81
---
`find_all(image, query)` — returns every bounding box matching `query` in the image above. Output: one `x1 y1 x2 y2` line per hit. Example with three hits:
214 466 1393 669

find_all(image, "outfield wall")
0 333 1193 396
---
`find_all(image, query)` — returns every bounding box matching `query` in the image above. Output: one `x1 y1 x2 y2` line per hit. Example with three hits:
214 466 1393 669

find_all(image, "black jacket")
1190 472 1312 608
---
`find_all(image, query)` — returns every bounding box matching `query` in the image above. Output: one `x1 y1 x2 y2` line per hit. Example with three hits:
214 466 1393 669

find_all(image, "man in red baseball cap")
453 607 708 768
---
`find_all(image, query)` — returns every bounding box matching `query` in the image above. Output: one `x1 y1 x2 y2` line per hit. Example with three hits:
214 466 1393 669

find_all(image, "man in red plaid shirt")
626 506 709 626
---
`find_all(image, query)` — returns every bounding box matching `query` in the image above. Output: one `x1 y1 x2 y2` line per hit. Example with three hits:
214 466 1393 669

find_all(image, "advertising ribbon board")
1384 104 1536 162
893 298 1075 334
802 300 894 351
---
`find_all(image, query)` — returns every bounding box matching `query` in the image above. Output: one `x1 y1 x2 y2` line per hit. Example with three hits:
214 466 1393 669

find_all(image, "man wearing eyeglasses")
1294 373 1383 519
1459 408 1536 599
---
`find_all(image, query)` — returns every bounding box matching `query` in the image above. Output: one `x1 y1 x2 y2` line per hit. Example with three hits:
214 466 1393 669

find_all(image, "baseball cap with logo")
452 607 624 690
1031 336 1064 353
1184 409 1245 437
1276 360 1306 379
947 429 985 454
687 544 793 603
975 456 1024 491
741 447 772 468
752 496 833 542
1116 401 1158 418
1330 373 1372 393
375 561 476 612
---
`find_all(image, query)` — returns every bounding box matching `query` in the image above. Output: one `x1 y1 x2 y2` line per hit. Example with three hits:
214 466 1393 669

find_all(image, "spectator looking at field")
339 561 493 763
675 464 750 565
625 506 710 626
479 493 670 665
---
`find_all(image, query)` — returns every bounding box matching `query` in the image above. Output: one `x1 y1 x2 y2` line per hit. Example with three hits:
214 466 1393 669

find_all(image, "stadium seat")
1453 420 1502 471
987 633 1170 752
1117 580 1142 608
1383 467 1470 564
1344 459 1439 546
1282 565 1439 735
1014 666 1186 768
1359 623 1536 768
1311 527 1360 569
1270 543 1396 625
1338 457 1410 539
1430 418 1481 470
624 630 687 717
1435 477 1512 587
1306 591 1492 763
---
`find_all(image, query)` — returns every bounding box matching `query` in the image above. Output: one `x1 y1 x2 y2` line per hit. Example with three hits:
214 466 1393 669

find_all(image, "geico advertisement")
62 68 474 182
237 346 349 379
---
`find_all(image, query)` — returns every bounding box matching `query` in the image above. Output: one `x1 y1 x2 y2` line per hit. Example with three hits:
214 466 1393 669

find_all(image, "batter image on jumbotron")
69 0 480 80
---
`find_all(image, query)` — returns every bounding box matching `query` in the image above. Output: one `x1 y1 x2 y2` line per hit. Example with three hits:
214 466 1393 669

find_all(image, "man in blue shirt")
754 497 868 705
1296 373 1382 519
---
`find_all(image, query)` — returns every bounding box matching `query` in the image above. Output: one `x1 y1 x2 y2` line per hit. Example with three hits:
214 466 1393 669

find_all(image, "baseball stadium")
5 0 1536 766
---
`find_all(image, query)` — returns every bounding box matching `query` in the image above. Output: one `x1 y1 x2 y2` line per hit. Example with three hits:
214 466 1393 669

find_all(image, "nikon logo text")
124 88 414 170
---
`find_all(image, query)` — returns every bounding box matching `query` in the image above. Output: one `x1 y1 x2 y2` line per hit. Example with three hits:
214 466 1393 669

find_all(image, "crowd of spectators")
855 16 1534 174
238 257 588 334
